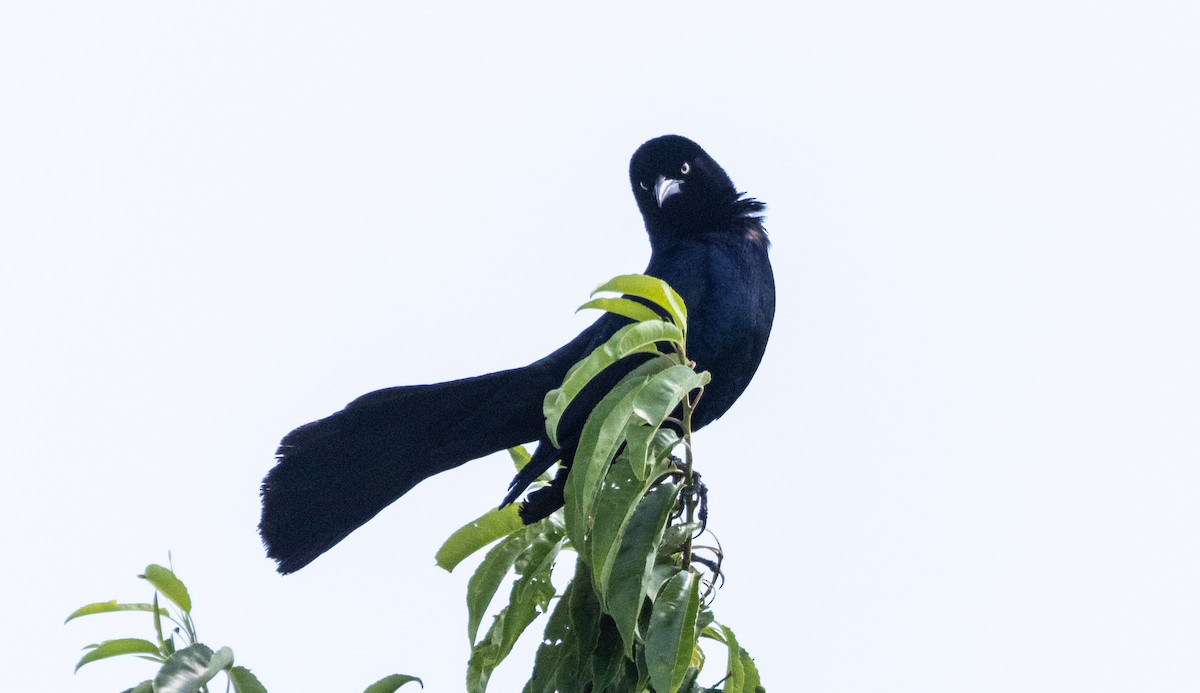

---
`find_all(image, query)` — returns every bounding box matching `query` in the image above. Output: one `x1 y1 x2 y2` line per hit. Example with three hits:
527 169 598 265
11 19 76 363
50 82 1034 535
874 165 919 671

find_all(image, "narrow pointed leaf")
152 592 165 653
560 561 601 691
577 296 664 324
466 530 531 645
622 424 658 483
621 363 706 483
645 570 701 693
436 504 525 572
65 600 167 624
623 424 678 483
699 625 726 644
544 320 682 446
524 579 574 693
507 445 532 471
740 647 763 693
659 522 704 557
228 665 269 693
630 366 709 430
590 455 651 601
646 557 681 602
502 531 564 651
605 481 681 655
592 274 688 332
690 641 706 672
590 614 627 691
721 624 745 693
139 564 191 614
563 358 669 551
719 624 764 693
152 644 232 693
75 638 162 672
363 673 423 692
467 533 561 693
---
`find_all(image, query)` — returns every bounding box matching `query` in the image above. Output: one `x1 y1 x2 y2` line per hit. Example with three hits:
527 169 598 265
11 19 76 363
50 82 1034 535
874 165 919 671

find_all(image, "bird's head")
629 135 742 239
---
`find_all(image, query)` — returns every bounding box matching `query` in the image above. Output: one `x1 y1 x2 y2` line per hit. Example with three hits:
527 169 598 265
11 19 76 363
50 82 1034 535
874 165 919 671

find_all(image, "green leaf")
523 580 574 693
65 600 168 624
621 423 659 484
466 530 531 645
563 357 671 551
659 522 704 557
436 504 525 573
121 681 155 693
75 638 162 672
721 624 746 693
713 624 763 693
634 642 653 691
523 582 568 690
622 364 707 481
227 665 269 693
152 592 166 654
152 644 233 693
622 425 679 484
740 646 763 693
140 564 192 614
504 530 565 653
508 445 533 471
363 673 424 692
699 624 726 645
645 570 701 693
591 274 689 333
589 455 651 602
605 481 681 656
543 320 682 447
589 615 627 691
601 657 642 693
630 365 709 431
563 562 602 691
696 608 715 638
517 561 562 635
577 296 664 324
680 666 703 693
647 557 681 602
467 532 562 693
690 644 706 675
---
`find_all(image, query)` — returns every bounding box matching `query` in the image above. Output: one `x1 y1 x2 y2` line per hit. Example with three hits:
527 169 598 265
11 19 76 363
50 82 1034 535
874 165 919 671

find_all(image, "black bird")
260 135 775 573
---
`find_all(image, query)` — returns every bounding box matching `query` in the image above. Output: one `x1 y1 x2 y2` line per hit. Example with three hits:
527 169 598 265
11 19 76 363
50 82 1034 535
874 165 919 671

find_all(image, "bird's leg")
675 467 707 536
690 470 708 536
666 455 687 521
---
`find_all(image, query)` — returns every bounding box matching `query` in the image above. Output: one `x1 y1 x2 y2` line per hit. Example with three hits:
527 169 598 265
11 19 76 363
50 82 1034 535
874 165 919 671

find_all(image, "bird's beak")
655 176 683 207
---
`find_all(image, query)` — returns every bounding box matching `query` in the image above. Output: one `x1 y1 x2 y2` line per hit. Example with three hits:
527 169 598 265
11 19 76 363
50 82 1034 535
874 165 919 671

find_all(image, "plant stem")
681 389 698 568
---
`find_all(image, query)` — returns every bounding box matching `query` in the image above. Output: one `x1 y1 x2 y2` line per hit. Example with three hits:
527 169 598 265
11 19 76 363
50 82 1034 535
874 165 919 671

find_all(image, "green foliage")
437 274 765 692
436 504 527 572
68 273 763 692
66 562 421 692
362 674 425 693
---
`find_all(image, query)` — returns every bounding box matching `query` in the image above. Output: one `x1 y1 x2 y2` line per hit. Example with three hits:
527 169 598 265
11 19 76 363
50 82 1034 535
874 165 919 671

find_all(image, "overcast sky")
2 2 1198 691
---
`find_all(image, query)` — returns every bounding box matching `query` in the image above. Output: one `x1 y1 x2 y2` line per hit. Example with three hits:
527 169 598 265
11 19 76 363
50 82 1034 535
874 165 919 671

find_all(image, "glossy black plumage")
259 135 774 573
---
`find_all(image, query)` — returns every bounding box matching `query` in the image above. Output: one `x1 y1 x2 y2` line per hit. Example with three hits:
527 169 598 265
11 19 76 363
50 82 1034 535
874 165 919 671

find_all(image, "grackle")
259 135 775 573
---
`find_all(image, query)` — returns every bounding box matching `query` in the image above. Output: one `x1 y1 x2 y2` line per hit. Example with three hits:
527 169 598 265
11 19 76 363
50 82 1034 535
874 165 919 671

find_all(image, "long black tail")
259 366 550 573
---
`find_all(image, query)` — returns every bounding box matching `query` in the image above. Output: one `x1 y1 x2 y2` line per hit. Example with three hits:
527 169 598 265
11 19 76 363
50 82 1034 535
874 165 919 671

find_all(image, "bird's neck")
646 194 769 251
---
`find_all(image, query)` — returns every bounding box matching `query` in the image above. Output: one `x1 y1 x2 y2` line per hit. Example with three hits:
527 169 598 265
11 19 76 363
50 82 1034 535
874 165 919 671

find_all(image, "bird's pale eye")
680 162 691 175
639 181 649 191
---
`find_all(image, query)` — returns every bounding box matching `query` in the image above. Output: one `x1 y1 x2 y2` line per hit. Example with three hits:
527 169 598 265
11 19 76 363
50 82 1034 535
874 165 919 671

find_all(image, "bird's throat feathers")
730 194 769 248
647 191 769 250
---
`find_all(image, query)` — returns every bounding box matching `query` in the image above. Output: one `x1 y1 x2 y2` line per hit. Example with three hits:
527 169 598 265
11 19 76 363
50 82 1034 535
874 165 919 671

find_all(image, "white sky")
3 2 1198 691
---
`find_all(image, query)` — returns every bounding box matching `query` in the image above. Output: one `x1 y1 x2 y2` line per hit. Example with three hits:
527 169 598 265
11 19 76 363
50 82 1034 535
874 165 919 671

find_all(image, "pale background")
2 2 1198 691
